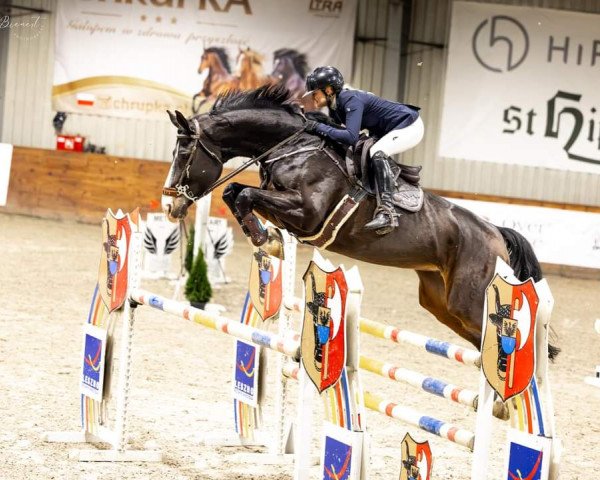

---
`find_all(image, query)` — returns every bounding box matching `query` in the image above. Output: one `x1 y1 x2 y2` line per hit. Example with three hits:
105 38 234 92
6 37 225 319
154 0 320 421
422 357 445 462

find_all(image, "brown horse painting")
235 47 271 91
162 85 559 360
192 47 239 114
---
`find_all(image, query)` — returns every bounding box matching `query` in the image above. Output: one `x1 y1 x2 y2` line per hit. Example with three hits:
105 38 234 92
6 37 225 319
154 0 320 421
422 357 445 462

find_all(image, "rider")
303 66 424 233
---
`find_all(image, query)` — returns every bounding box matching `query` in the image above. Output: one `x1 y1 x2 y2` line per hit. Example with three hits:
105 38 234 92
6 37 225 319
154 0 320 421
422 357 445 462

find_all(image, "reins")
203 128 305 196
163 121 305 201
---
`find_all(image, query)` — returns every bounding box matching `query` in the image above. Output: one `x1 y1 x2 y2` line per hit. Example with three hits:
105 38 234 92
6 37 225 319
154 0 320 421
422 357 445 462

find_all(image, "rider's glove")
304 120 319 134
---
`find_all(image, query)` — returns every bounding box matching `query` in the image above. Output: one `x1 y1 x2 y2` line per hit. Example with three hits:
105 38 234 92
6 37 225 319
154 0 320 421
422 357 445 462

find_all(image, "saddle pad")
392 179 424 212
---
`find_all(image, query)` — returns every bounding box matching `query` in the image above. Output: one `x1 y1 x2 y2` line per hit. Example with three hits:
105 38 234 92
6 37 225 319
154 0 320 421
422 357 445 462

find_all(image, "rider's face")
312 89 328 108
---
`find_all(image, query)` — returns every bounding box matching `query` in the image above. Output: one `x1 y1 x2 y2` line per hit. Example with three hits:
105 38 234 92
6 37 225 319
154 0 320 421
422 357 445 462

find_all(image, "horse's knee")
223 183 243 202
234 188 255 216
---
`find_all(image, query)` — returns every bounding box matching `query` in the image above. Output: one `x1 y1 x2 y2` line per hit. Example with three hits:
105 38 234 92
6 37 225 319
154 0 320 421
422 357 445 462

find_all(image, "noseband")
162 118 221 202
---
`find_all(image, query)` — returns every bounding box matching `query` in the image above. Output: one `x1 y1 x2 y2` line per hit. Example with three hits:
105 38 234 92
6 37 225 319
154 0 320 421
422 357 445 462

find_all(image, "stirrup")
364 204 398 234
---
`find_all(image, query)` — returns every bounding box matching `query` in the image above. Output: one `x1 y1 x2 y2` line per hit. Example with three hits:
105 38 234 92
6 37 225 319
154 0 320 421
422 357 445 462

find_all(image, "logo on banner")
233 340 259 406
472 15 529 72
400 433 433 480
507 442 544 480
248 231 284 322
482 275 539 402
301 262 348 394
323 434 353 480
98 210 133 313
80 324 107 402
309 0 344 17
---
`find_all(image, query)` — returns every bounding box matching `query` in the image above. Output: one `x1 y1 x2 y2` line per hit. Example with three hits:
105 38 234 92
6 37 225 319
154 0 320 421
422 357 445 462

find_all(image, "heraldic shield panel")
400 433 432 480
248 228 284 322
482 274 539 402
98 208 139 313
301 261 348 394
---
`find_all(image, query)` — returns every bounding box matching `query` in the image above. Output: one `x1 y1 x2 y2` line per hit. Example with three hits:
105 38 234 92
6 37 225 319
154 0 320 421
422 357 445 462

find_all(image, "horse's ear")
174 110 192 135
167 110 178 128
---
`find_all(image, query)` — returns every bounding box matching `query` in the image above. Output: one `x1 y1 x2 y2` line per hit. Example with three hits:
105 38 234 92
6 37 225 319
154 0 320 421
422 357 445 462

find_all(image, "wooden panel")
4 147 260 224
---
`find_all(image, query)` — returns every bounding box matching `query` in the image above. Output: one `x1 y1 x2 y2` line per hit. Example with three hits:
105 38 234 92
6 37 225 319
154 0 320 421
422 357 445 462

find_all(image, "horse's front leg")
222 182 253 236
234 187 305 247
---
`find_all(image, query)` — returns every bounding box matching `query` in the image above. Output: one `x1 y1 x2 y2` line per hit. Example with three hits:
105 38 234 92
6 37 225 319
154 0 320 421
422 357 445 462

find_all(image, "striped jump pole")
131 289 301 359
291 299 481 368
359 318 481 368
358 356 509 421
363 391 475 451
282 364 475 451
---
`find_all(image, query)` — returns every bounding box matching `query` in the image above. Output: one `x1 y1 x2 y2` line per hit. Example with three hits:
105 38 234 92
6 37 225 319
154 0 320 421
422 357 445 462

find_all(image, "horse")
271 48 308 99
192 47 239 114
235 47 271 90
162 84 559 360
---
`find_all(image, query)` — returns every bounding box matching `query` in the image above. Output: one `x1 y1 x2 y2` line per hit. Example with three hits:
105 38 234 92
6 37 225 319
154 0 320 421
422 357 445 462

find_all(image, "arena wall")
3 146 259 224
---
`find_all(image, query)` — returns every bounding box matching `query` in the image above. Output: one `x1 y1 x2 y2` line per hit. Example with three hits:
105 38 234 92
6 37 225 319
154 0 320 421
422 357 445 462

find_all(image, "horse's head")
199 47 231 75
236 47 264 75
162 110 223 221
272 49 307 80
271 55 294 81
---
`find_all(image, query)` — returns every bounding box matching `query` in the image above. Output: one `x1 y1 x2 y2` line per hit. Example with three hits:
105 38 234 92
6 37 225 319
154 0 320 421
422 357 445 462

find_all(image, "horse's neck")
218 113 301 159
210 60 228 79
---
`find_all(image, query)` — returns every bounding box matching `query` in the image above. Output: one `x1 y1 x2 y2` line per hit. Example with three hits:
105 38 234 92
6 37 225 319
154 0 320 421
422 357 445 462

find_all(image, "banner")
52 0 357 119
448 197 600 269
440 2 600 173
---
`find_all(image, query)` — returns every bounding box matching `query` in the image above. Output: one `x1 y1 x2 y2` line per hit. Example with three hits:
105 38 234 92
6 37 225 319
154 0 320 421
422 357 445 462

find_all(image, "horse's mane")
205 47 231 73
273 48 308 77
211 84 298 115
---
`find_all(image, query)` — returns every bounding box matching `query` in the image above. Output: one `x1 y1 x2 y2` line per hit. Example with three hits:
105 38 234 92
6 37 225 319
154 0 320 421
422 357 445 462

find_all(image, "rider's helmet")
305 66 344 95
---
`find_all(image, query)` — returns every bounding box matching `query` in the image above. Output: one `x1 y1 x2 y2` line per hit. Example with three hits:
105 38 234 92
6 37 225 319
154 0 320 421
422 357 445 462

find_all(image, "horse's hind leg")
417 271 480 346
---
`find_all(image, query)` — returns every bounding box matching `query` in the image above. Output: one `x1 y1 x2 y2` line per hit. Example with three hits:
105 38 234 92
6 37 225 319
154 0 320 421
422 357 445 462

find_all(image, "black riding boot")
364 151 397 234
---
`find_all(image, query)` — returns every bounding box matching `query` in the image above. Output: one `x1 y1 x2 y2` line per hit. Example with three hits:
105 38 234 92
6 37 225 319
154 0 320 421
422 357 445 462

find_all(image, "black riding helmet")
304 66 344 96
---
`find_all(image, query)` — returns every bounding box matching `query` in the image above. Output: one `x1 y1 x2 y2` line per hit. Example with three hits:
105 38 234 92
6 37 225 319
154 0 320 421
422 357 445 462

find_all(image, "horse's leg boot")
242 213 268 246
364 152 398 234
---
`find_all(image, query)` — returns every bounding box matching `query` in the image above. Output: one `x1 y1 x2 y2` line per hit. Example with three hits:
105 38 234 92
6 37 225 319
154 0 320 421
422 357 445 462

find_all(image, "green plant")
185 247 212 304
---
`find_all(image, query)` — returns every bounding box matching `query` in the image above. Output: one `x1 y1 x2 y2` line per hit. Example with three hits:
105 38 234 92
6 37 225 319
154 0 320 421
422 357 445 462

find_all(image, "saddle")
344 137 424 213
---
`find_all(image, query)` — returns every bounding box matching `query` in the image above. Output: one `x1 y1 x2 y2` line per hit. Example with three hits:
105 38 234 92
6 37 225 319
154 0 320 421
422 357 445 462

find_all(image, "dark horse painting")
162 85 559 359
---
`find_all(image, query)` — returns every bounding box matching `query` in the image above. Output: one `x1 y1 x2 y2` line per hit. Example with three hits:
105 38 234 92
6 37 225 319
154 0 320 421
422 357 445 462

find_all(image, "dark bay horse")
163 85 559 358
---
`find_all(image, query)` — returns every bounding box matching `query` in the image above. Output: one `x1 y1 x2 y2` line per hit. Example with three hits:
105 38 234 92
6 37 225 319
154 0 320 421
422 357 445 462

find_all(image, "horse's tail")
497 226 543 282
497 226 560 361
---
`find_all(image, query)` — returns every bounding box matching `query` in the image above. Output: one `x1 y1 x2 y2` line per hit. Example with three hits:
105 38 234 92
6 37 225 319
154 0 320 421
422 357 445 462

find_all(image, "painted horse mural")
192 47 239 114
271 48 308 100
235 47 271 91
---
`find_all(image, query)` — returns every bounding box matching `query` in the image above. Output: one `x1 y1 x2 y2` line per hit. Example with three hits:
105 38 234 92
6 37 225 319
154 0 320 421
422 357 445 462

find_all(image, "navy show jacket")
315 89 420 146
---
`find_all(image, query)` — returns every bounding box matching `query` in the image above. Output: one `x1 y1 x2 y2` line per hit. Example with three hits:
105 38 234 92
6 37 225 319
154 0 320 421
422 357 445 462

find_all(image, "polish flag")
76 93 95 106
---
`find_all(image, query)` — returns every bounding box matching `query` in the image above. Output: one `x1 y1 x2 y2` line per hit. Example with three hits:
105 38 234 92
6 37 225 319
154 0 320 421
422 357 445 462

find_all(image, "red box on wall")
56 135 85 152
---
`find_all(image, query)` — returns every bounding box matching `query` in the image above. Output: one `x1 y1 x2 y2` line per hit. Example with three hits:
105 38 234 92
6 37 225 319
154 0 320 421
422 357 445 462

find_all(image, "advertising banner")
440 2 600 173
449 197 600 269
53 0 357 119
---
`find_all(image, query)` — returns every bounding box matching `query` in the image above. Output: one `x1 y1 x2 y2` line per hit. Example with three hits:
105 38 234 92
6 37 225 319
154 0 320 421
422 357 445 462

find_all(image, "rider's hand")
304 120 319 134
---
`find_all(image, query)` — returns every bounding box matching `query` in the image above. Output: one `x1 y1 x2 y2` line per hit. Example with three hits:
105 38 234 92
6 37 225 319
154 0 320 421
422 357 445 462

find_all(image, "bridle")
163 115 306 203
162 117 221 202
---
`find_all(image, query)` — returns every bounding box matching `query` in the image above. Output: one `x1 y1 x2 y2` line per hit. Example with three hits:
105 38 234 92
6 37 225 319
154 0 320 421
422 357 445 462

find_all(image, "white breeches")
369 116 424 158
